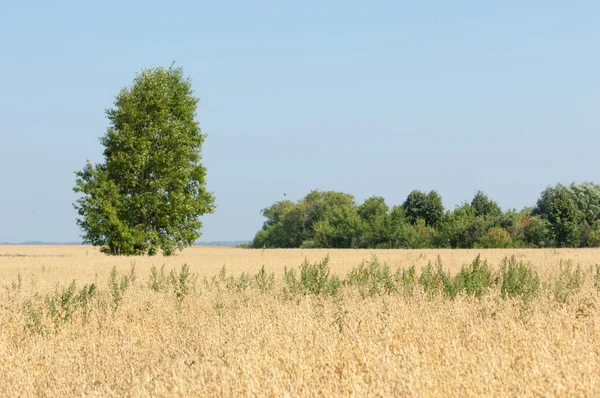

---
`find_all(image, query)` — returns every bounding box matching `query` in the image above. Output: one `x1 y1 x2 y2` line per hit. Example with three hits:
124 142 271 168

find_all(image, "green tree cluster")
251 183 600 249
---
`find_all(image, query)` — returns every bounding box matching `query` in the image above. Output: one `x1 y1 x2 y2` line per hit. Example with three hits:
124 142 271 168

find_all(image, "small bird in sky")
284 193 286 197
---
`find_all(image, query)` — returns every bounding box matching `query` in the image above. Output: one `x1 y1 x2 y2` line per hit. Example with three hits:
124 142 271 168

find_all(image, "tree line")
250 183 600 249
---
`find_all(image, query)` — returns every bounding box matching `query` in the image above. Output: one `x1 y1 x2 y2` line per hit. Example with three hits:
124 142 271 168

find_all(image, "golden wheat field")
1 246 600 397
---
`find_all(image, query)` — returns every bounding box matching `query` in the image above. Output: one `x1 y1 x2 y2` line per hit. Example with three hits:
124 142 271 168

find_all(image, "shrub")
477 227 513 248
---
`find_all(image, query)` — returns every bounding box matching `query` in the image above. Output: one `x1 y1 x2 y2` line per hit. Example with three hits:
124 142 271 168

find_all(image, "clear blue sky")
1 1 598 243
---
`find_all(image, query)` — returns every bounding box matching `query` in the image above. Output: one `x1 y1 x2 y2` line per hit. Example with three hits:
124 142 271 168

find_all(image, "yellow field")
1 246 600 396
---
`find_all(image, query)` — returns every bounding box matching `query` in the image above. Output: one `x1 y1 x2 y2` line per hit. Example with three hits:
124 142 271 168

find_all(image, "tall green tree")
534 184 584 247
403 190 444 226
74 66 215 255
471 191 502 218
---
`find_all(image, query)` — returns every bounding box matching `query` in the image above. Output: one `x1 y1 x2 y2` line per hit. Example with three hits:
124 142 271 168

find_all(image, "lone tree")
74 66 215 255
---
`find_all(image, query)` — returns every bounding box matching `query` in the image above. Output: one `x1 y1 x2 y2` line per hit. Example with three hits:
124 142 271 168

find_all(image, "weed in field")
45 280 78 325
254 265 274 292
299 256 341 296
169 263 197 303
346 256 396 297
76 283 98 323
418 260 442 294
395 265 417 296
453 255 496 298
109 266 130 311
500 256 540 301
25 295 44 335
148 264 167 292
554 260 583 303
283 256 341 297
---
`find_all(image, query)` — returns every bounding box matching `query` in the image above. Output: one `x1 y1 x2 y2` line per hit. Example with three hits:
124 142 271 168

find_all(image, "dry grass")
1 246 600 396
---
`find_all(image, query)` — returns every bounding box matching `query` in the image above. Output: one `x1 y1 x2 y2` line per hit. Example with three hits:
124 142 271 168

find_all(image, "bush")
477 227 513 248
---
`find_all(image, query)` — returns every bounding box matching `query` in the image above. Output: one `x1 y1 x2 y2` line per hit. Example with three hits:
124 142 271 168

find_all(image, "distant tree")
545 188 580 247
403 190 444 226
355 197 391 248
252 200 305 248
471 191 502 218
251 190 358 248
523 216 552 248
586 221 600 247
477 227 513 248
302 190 356 231
313 205 362 248
74 66 215 255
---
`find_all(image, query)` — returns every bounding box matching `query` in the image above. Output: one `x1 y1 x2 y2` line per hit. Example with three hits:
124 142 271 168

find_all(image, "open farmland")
1 246 600 396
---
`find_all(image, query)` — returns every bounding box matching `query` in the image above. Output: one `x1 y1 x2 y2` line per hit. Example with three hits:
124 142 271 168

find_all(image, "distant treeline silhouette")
249 183 600 249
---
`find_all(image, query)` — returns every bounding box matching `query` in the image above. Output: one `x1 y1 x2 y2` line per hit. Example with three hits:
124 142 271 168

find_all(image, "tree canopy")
251 183 600 249
74 66 215 255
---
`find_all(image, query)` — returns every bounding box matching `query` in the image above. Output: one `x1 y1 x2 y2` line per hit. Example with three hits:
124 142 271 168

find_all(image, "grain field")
1 246 600 396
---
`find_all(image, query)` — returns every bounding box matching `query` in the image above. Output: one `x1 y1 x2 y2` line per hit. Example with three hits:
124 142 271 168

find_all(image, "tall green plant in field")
74 65 215 255
346 256 396 297
500 256 540 301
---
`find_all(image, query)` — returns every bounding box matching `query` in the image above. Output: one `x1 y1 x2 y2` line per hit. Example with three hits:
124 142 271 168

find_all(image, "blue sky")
0 1 598 243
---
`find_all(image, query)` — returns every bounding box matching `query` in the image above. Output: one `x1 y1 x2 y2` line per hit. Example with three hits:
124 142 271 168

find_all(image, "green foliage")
45 280 78 325
313 205 362 248
74 65 215 255
523 216 552 247
109 267 130 311
25 297 44 335
252 183 600 249
477 227 513 248
594 265 600 293
284 256 342 297
354 197 392 248
169 263 197 302
471 191 502 218
418 260 443 294
453 255 495 298
500 257 540 301
346 256 396 297
148 264 167 292
254 265 275 292
554 261 583 303
283 267 302 297
395 265 418 296
403 190 444 227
